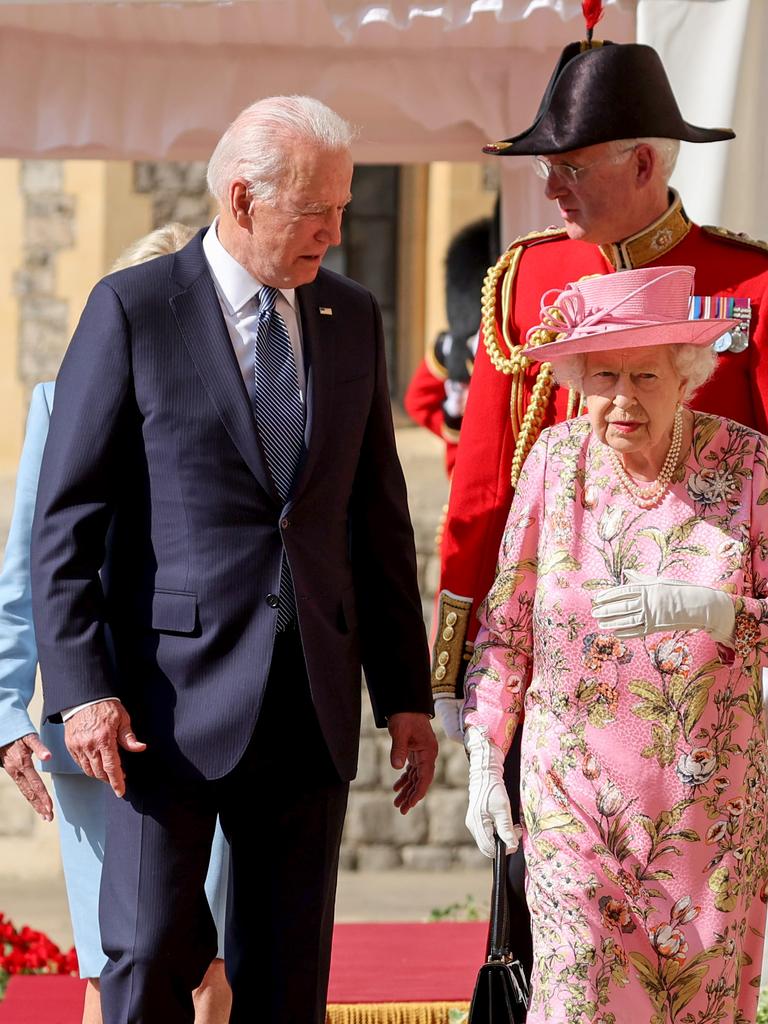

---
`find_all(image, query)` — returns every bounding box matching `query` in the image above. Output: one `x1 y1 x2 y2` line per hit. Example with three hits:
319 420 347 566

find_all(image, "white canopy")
0 0 634 163
0 0 763 238
639 0 768 238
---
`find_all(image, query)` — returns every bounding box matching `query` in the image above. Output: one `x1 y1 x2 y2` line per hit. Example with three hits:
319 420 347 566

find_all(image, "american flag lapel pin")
319 306 333 316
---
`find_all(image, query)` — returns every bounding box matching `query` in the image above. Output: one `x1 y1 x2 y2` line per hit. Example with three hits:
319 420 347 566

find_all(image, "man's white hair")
610 137 680 184
553 342 716 403
206 95 356 206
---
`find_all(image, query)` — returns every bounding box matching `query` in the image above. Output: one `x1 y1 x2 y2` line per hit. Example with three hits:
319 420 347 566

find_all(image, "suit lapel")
169 246 277 502
291 279 334 499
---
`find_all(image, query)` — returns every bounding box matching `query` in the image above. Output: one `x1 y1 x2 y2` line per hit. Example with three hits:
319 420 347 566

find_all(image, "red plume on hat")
582 1 604 43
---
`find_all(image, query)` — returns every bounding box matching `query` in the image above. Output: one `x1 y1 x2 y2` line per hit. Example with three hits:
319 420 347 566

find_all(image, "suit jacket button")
280 517 290 529
266 593 280 608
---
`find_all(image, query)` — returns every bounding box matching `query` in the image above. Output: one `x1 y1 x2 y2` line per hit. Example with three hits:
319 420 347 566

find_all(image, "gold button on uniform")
445 611 458 626
442 626 455 641
435 666 447 681
437 651 449 666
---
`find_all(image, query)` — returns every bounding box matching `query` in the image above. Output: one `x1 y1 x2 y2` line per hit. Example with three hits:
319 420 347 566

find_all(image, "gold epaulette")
481 226 567 375
702 225 768 254
480 226 571 487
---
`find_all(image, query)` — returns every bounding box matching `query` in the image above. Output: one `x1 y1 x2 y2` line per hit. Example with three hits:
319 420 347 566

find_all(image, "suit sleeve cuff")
61 697 121 722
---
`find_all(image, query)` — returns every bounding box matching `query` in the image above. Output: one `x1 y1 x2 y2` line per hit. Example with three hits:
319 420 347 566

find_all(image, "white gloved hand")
464 726 522 859
592 570 735 647
435 697 464 743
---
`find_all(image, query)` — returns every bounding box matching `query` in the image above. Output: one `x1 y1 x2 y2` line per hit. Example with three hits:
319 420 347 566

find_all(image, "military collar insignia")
599 190 692 270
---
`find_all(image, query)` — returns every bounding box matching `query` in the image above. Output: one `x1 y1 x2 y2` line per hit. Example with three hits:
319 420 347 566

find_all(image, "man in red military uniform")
403 334 466 477
432 37 768 986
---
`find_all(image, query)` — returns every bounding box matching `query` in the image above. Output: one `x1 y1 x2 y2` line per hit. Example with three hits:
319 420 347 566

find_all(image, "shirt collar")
202 218 297 315
599 190 692 270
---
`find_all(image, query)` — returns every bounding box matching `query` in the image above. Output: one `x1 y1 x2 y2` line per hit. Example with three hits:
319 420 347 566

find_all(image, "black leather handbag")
467 834 530 1023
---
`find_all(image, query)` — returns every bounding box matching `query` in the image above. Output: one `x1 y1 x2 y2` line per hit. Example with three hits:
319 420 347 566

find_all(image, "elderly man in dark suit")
31 95 437 1024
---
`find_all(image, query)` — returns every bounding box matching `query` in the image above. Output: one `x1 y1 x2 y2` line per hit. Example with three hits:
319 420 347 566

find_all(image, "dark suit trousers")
98 630 350 1024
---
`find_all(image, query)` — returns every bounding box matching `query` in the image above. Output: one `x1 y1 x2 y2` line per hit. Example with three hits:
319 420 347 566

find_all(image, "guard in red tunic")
432 34 768 987
404 217 495 476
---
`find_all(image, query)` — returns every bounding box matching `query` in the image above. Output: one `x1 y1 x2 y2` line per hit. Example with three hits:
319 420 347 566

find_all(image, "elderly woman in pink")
463 265 768 1023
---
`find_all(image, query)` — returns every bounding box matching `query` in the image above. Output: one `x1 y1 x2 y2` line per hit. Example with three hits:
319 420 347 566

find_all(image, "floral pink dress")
464 413 768 1024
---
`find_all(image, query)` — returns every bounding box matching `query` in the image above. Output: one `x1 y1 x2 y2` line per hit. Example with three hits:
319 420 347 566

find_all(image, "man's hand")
65 701 147 798
388 712 438 815
0 733 54 821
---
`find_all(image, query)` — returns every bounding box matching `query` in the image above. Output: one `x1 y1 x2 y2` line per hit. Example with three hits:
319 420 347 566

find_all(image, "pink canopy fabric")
0 0 634 162
3 3 761 241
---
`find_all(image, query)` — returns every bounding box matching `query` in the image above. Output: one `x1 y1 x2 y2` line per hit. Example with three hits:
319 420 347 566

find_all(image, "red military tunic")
404 328 477 477
403 355 460 476
432 192 768 699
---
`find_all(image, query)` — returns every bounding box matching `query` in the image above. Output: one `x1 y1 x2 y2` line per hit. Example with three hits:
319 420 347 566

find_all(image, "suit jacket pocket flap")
152 590 198 634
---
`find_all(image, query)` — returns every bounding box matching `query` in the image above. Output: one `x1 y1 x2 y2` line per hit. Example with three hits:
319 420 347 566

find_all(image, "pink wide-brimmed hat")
521 265 738 362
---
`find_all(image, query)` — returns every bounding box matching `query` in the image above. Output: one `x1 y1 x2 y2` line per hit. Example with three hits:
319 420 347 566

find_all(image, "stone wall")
338 428 483 870
8 158 213 438
341 697 483 870
15 160 74 402
133 161 213 230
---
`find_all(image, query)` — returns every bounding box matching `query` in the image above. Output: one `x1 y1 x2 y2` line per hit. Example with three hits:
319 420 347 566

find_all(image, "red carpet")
1 921 486 1022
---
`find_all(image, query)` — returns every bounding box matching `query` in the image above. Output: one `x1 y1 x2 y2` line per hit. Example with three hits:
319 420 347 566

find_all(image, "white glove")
464 726 522 859
592 570 735 647
435 697 464 743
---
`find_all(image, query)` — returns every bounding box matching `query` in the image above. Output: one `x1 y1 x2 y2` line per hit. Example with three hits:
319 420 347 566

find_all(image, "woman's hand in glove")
591 569 735 647
464 726 522 858
434 697 464 743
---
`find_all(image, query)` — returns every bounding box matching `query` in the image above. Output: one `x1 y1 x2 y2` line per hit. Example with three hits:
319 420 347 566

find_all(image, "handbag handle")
488 832 511 961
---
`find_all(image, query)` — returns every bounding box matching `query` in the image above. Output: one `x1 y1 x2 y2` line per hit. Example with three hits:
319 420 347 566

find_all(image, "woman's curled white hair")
553 343 717 402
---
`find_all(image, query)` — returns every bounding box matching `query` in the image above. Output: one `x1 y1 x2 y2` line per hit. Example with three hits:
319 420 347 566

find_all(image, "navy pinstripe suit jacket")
30 232 432 781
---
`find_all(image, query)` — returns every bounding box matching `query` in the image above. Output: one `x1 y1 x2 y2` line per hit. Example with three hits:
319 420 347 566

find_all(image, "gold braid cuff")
431 591 474 699
481 228 577 487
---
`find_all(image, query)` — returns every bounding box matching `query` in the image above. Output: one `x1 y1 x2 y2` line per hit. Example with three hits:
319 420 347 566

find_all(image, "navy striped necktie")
254 286 304 630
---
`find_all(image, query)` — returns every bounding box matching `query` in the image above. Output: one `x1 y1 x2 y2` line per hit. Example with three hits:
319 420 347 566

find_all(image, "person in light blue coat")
0 225 232 1024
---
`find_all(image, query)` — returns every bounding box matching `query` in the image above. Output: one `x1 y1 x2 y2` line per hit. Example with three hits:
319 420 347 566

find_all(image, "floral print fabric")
464 414 768 1024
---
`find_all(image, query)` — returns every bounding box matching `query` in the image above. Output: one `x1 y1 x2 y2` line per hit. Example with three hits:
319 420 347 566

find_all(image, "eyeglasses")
532 146 637 186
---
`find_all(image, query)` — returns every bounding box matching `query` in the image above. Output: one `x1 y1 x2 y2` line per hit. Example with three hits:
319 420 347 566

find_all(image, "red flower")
0 913 78 979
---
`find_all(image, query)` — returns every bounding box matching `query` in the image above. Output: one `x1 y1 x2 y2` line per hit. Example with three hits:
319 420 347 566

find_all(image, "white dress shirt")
202 218 306 404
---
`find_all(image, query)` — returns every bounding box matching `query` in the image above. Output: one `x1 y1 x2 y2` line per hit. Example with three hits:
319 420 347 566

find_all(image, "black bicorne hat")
484 41 734 156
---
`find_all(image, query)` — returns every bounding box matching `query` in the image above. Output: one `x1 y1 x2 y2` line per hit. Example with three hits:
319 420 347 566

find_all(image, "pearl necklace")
607 405 684 509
